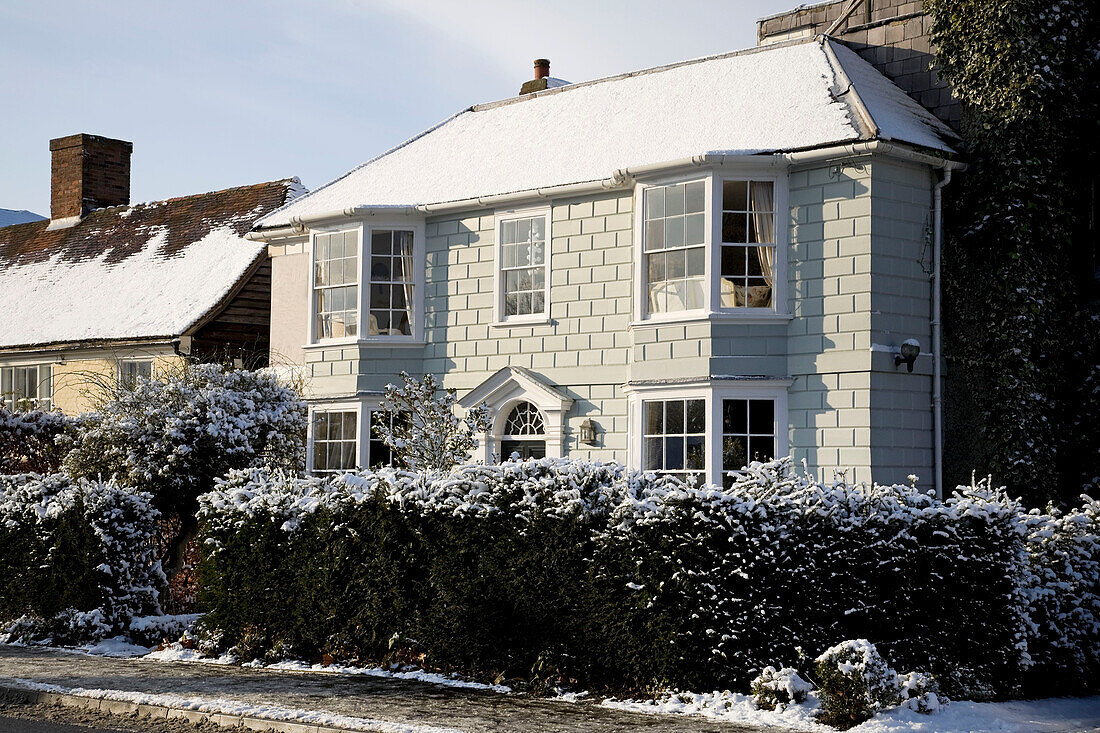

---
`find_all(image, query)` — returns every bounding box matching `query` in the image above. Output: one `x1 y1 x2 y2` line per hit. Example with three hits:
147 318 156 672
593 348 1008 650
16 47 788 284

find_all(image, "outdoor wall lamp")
579 418 598 445
895 339 921 373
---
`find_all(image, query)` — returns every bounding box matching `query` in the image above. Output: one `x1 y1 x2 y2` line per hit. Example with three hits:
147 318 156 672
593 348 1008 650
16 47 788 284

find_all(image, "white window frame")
627 380 789 487
632 168 789 325
493 207 552 326
306 220 426 348
1 363 53 412
307 401 363 476
117 358 153 386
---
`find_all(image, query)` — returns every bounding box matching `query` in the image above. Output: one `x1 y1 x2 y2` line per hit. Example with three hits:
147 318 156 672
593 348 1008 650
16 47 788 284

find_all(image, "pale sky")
0 0 796 215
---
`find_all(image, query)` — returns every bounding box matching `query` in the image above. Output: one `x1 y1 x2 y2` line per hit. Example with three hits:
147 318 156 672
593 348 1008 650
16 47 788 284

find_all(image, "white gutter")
248 140 958 235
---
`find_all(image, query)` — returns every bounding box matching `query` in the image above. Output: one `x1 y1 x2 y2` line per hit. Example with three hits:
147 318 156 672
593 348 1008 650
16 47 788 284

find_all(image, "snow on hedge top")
0 179 304 350
257 38 957 228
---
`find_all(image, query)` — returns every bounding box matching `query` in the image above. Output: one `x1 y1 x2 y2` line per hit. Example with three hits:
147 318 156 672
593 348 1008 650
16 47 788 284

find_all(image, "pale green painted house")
250 37 961 493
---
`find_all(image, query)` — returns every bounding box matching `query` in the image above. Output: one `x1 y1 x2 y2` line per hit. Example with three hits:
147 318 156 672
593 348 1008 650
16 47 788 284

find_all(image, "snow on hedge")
0 473 163 642
196 458 1100 698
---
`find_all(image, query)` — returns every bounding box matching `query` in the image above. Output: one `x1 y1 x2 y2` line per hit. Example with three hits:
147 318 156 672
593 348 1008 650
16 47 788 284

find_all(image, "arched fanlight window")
500 401 546 460
503 401 545 436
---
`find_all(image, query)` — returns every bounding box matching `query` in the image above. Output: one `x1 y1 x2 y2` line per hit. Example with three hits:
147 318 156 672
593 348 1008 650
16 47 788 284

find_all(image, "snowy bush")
898 671 942 714
0 408 79 474
814 640 901 729
62 364 306 588
194 458 1100 696
373 372 490 473
750 666 813 710
0 473 163 643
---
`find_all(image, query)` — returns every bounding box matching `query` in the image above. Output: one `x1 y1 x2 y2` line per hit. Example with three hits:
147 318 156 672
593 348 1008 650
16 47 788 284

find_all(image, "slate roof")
0 178 305 350
256 37 957 230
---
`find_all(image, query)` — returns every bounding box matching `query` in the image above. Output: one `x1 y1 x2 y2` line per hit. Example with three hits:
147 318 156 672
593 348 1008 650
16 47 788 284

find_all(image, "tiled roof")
0 178 304 350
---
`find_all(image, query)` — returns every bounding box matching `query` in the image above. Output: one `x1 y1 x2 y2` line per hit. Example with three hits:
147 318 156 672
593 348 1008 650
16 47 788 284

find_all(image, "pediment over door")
458 366 573 460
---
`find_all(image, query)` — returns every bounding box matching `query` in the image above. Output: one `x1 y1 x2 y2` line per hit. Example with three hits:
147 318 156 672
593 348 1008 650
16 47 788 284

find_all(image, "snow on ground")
146 642 511 693
76 636 154 658
602 690 1100 733
5 678 460 733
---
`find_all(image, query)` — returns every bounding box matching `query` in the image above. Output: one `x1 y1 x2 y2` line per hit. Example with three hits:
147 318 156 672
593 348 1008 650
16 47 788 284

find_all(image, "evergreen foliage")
195 458 1100 697
0 473 162 643
928 0 1100 504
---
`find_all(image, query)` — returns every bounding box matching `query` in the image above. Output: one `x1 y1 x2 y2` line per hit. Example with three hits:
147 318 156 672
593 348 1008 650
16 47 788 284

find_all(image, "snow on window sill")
629 311 792 329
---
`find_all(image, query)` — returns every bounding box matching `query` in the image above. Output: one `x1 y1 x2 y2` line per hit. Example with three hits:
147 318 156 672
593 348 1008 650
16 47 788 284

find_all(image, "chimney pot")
534 58 550 79
49 134 133 221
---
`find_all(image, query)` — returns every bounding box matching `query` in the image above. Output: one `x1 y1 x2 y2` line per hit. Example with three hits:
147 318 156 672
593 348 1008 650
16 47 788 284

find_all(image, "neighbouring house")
0 133 304 414
250 38 961 491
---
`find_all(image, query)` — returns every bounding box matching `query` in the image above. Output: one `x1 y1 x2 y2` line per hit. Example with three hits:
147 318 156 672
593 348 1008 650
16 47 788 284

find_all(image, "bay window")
636 172 784 320
310 224 421 344
1 365 52 411
631 383 787 486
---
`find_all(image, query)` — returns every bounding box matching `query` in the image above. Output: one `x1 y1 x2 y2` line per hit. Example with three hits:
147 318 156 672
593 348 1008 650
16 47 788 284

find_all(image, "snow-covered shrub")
374 371 490 473
0 409 79 474
194 458 1098 696
1021 494 1100 693
62 364 306 590
898 671 942 714
814 640 901 729
127 613 201 648
750 666 813 710
0 473 162 642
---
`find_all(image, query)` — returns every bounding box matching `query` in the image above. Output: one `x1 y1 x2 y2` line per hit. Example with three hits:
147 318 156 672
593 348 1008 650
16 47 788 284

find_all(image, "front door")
500 439 546 461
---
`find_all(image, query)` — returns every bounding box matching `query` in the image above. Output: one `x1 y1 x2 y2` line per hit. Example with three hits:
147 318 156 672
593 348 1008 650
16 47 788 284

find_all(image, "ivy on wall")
927 0 1100 505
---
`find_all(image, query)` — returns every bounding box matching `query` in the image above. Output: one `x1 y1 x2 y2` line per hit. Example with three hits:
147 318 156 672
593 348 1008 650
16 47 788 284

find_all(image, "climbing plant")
927 0 1100 505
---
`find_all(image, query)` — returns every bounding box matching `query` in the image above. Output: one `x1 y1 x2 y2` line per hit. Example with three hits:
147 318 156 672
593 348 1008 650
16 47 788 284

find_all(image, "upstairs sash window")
643 180 707 314
721 180 775 309
314 230 359 340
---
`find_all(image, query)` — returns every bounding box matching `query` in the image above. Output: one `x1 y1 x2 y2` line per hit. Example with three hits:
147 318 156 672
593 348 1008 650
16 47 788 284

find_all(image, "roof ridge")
819 36 879 141
111 177 301 213
471 36 820 112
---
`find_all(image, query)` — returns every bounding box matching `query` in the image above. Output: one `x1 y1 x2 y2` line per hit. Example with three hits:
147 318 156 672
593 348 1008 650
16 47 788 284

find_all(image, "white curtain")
750 182 775 288
399 231 415 335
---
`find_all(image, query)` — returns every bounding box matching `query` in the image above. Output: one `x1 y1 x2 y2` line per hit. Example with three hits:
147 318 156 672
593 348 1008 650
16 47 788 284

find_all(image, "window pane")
749 400 774 434
647 253 666 283
372 231 391 254
645 219 664 250
723 399 747 434
665 437 684 470
517 218 532 243
533 217 545 241
683 278 705 310
342 411 357 437
645 401 663 435
723 435 747 472
502 244 516 268
749 210 775 244
665 400 684 433
644 437 663 470
503 219 516 244
665 184 685 216
505 293 518 316
686 247 705 277
532 291 545 313
749 436 774 463
686 436 706 470
667 249 686 279
686 399 705 433
723 212 747 243
685 213 705 246
685 181 705 214
665 216 684 248
646 187 664 219
722 245 746 278
723 180 748 211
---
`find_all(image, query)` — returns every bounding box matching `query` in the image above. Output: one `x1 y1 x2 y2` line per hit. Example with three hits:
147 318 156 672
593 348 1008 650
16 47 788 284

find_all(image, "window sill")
490 317 552 328
303 338 426 350
629 312 793 329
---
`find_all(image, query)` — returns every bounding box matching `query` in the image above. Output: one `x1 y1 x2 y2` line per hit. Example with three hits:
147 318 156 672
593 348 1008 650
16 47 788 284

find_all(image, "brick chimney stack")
49 134 133 221
520 58 553 95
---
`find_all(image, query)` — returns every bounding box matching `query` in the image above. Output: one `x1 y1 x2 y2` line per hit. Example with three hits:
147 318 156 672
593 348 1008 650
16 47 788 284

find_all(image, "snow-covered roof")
0 209 45 228
256 37 957 230
0 179 304 351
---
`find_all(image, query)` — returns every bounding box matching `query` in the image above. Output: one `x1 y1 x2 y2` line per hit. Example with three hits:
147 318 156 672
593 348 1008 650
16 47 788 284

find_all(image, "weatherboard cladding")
255 37 957 230
0 178 303 350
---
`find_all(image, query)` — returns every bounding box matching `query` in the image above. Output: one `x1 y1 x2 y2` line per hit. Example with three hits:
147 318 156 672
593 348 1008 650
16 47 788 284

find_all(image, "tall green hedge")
196 460 1100 698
